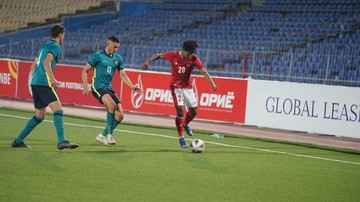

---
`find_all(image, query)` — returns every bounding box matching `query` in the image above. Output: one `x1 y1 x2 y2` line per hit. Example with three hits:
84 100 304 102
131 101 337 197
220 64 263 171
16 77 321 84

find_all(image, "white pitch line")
1 113 360 165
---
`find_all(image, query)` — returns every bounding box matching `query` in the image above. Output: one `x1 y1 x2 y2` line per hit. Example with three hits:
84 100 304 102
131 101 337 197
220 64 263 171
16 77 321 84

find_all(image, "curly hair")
182 40 198 53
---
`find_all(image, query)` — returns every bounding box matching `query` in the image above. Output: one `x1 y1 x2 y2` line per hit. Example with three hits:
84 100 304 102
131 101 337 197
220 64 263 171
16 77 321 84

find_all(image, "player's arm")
81 63 93 95
141 53 163 70
119 69 143 94
199 68 217 91
30 57 38 76
43 53 59 87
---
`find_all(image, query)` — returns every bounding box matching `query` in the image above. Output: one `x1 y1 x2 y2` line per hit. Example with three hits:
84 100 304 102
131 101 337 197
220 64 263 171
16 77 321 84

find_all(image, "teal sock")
106 111 115 135
102 119 120 136
101 127 108 136
113 120 120 131
16 116 43 144
54 110 66 143
101 119 120 136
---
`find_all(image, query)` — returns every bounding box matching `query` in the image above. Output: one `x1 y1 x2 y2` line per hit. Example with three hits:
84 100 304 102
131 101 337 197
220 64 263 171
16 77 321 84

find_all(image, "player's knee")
36 114 46 119
175 107 184 117
177 113 184 118
116 112 124 122
35 109 46 119
107 103 116 113
34 115 44 123
54 110 64 116
189 108 198 116
176 109 184 117
191 111 197 117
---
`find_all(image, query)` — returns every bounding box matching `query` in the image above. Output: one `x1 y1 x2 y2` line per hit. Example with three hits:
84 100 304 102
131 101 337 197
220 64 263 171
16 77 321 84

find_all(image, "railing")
1 39 359 87
127 46 360 87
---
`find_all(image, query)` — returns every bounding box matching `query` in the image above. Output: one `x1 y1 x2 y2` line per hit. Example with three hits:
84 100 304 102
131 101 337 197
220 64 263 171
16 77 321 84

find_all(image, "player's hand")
133 86 143 94
141 61 149 70
82 86 90 96
212 84 217 91
51 79 60 88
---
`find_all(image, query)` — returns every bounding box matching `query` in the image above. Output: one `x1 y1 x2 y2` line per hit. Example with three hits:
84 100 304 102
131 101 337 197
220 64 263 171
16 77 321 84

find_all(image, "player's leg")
175 105 185 137
107 90 123 145
113 103 124 131
91 88 112 145
183 107 196 136
172 88 188 148
185 107 197 125
48 100 65 142
173 88 185 137
113 106 124 130
12 108 46 148
175 105 188 148
47 88 78 150
11 86 46 148
100 93 117 145
106 103 124 145
183 88 198 136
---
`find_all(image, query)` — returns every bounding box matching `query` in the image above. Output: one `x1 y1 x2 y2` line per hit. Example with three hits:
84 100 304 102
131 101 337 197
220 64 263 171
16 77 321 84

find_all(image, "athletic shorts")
171 87 197 107
31 85 60 109
91 87 121 105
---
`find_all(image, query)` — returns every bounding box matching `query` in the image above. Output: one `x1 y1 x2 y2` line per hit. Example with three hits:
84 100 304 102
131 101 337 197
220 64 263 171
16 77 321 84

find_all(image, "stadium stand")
0 0 114 33
0 0 359 86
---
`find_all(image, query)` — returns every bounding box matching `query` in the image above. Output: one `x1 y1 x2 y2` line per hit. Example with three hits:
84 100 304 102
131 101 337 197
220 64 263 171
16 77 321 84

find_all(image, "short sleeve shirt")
31 40 61 86
88 50 124 90
162 51 204 88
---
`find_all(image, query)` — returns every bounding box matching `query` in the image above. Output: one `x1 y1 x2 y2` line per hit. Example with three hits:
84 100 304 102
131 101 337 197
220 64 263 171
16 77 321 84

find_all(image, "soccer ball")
190 139 205 153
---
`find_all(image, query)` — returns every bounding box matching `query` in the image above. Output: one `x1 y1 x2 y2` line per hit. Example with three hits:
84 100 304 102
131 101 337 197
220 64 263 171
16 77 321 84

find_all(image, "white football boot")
107 134 116 145
96 134 108 145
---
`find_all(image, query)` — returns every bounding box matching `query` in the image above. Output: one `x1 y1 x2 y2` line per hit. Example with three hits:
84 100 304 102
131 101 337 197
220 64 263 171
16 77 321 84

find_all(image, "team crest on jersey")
186 63 191 67
114 60 119 65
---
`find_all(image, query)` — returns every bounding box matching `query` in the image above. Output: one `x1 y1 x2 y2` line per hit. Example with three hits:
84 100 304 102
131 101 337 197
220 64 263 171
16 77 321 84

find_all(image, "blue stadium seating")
0 0 359 86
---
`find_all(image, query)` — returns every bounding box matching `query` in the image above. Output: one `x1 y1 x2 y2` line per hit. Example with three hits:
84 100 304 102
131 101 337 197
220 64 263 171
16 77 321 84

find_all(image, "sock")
184 112 195 125
15 116 43 144
101 119 120 136
175 116 184 137
54 110 66 143
101 127 108 136
113 120 120 131
106 111 115 135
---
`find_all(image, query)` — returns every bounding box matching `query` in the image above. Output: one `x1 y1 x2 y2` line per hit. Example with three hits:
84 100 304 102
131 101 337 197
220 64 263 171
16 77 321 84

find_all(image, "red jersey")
162 51 204 88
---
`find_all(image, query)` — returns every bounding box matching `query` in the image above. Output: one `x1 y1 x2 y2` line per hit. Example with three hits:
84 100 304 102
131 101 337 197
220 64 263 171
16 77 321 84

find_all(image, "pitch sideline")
1 113 359 165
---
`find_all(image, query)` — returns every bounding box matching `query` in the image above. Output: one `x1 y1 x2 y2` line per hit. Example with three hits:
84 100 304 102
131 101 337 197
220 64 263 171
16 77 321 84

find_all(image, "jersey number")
107 66 112 73
36 50 43 66
178 66 185 73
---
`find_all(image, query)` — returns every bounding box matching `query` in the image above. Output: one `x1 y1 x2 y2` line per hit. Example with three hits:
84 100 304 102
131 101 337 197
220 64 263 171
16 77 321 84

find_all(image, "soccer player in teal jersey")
82 36 143 146
11 25 79 150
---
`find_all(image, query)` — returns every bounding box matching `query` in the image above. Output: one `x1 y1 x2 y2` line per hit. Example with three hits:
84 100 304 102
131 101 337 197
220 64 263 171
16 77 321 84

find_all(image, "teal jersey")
88 50 124 90
31 40 61 86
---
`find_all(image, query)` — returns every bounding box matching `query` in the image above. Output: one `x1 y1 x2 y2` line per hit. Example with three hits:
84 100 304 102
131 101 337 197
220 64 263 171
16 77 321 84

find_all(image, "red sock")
184 112 195 125
175 117 184 137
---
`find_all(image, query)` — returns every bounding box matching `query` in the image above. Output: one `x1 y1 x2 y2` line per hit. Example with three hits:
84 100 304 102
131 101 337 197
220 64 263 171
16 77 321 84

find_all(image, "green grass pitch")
0 108 360 202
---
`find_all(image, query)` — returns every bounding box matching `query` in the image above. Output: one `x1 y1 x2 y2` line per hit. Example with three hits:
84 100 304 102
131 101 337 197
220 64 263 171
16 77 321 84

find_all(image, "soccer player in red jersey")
141 40 217 148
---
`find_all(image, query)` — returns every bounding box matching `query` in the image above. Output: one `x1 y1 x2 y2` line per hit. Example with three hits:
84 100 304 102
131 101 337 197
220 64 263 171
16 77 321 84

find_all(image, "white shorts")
172 88 197 107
